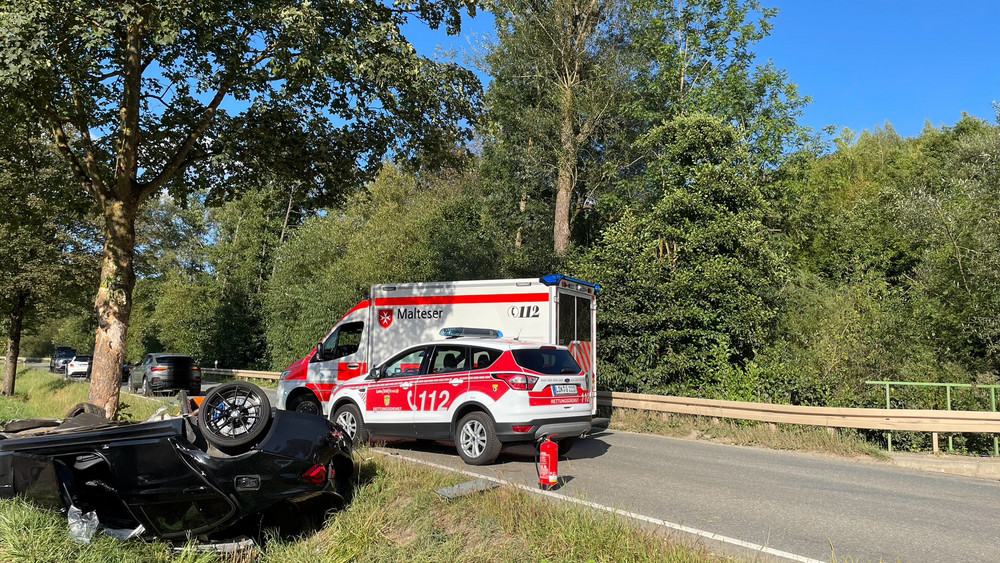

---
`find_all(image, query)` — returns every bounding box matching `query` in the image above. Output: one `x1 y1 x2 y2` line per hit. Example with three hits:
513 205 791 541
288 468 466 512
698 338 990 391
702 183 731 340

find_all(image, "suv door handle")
449 378 463 386
400 382 413 389
347 363 360 370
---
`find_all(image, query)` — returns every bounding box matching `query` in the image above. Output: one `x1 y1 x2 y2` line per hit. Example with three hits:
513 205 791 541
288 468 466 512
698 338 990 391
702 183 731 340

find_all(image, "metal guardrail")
866 380 1000 455
201 367 281 381
596 390 1000 435
116 367 1000 453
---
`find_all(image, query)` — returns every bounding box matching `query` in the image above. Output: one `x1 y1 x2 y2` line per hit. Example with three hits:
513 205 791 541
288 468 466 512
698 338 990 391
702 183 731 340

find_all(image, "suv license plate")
552 385 577 396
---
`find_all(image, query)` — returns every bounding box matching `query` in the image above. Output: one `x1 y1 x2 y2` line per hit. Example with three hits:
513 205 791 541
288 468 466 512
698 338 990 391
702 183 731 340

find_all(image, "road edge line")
371 448 824 563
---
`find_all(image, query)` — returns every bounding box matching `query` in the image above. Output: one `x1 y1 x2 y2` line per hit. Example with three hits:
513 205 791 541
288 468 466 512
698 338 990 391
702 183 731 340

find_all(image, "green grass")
0 368 170 423
257 453 716 562
608 407 890 461
1 371 720 562
0 497 216 563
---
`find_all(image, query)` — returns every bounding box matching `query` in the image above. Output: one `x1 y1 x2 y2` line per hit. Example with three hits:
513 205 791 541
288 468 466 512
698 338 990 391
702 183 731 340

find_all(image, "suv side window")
469 347 502 370
382 347 428 377
428 346 468 374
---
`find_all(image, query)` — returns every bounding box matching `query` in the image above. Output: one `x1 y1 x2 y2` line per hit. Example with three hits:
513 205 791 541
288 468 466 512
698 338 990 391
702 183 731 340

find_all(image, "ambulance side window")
322 322 364 360
382 347 428 377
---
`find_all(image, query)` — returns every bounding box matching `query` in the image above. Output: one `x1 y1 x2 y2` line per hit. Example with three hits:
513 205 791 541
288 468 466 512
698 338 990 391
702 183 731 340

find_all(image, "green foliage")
761 116 1000 409
265 165 502 369
152 272 221 362
573 115 781 397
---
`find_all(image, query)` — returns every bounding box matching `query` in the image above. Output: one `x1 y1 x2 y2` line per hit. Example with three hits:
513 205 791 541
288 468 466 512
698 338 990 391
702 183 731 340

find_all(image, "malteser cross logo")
378 309 393 329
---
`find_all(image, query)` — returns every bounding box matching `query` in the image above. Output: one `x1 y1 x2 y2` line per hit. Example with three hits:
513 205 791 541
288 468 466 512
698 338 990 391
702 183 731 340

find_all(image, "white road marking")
373 448 825 563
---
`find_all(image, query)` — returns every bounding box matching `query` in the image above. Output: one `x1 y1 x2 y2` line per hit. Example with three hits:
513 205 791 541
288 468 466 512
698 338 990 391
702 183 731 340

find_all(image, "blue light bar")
440 327 503 339
539 274 602 292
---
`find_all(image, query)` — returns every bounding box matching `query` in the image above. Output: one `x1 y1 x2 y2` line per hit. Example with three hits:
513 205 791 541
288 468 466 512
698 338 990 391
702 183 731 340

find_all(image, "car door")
364 345 429 437
413 345 470 439
132 355 151 389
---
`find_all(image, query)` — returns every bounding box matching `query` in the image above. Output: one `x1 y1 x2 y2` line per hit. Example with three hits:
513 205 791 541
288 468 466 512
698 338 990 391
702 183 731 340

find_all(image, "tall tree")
0 0 481 417
0 114 95 395
485 0 630 257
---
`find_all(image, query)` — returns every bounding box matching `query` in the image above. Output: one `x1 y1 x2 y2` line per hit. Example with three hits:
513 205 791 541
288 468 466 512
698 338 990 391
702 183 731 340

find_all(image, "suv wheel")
454 412 501 465
333 404 369 443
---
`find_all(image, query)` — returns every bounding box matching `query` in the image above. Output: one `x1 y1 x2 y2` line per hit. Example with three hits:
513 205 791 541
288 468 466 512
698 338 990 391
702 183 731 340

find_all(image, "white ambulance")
276 275 599 462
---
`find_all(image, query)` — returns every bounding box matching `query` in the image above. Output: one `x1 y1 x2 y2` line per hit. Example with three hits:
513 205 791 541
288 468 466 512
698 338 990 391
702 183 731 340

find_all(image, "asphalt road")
371 430 1000 562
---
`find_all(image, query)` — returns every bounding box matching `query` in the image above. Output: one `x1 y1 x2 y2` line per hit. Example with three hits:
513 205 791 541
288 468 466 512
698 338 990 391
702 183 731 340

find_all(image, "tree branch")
39 109 107 202
137 83 230 199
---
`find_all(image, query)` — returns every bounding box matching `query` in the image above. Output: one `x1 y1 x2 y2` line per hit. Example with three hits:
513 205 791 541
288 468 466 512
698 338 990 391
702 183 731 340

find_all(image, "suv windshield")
511 349 581 375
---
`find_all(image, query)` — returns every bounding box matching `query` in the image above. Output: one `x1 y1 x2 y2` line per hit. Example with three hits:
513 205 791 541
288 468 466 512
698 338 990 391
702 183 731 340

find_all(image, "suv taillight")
492 373 539 391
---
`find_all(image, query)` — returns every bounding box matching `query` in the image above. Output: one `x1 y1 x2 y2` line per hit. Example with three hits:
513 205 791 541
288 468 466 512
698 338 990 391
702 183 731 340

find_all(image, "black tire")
333 404 368 443
454 412 501 465
140 377 150 396
65 403 106 419
557 437 576 457
289 394 322 416
198 382 272 450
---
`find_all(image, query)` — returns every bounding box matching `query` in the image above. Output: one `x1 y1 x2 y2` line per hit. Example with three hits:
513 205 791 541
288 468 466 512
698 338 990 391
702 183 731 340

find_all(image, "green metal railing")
866 380 1000 455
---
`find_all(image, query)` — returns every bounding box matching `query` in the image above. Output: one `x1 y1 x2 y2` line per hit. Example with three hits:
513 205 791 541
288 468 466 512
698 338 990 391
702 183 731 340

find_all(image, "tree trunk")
88 198 138 418
554 91 578 256
2 291 28 396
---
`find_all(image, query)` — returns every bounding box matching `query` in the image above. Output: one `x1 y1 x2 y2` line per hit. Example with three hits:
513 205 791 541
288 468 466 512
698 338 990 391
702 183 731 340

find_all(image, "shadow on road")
373 434 612 465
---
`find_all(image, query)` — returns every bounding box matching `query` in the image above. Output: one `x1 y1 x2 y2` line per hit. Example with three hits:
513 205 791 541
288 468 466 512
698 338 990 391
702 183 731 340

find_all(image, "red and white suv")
328 337 592 465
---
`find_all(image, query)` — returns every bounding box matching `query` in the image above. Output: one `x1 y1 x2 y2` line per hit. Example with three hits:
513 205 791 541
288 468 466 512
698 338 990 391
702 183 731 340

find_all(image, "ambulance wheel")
557 437 576 457
455 412 501 465
334 404 369 444
289 395 321 416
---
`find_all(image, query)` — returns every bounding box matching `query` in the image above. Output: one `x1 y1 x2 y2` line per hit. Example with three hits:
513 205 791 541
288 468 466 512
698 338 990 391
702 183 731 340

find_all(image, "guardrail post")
947 385 953 453
885 383 892 453
993 388 998 457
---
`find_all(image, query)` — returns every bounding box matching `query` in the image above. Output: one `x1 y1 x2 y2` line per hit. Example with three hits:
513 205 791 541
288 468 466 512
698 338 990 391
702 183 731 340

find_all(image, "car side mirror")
315 341 326 362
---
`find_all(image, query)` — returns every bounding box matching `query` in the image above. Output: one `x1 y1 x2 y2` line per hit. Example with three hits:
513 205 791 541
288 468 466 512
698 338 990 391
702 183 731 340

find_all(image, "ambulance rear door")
550 277 599 415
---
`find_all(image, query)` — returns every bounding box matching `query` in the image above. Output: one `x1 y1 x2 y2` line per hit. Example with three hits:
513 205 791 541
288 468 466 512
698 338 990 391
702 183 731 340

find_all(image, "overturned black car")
0 382 353 542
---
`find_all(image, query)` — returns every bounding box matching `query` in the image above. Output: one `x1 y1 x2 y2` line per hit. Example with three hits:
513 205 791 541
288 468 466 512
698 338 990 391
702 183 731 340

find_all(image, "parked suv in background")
65 356 91 379
128 354 202 396
49 347 76 373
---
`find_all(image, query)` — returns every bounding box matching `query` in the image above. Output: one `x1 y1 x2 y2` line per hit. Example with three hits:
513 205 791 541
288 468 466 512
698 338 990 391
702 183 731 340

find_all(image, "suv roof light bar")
440 327 503 339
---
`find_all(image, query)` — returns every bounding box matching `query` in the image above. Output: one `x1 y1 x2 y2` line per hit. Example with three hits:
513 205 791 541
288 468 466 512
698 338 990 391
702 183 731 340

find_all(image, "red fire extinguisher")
537 435 559 490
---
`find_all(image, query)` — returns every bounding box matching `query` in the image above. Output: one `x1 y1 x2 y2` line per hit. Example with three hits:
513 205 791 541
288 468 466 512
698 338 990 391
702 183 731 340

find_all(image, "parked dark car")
129 353 202 396
49 347 77 373
0 382 354 542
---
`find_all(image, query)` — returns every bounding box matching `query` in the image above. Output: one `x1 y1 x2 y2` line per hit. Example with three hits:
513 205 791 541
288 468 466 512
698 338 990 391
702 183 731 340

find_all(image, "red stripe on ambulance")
373 293 549 306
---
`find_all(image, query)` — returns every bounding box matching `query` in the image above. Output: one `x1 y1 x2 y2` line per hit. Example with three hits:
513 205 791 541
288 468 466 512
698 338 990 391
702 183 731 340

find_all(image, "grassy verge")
258 453 716 562
609 407 890 461
0 368 168 423
1 371 719 562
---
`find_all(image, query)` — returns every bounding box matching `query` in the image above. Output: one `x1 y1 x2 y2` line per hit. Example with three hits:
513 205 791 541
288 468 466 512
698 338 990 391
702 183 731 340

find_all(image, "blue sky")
404 1 1000 140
